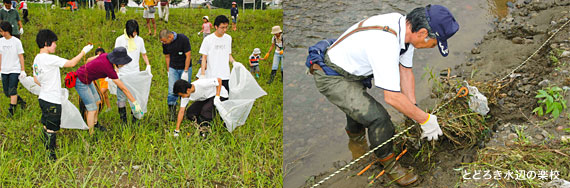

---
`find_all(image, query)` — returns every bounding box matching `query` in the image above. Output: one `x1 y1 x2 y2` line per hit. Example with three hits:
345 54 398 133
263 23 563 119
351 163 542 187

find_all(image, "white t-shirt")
327 13 414 92
0 37 24 74
199 33 232 80
180 78 229 107
33 53 67 104
272 35 283 53
114 35 147 75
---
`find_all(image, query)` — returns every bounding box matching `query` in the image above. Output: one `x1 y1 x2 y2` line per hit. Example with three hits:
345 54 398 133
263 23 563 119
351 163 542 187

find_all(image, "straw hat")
271 26 282 34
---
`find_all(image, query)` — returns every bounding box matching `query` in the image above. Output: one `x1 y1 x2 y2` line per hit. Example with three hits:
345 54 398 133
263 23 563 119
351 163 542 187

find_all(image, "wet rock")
561 51 570 57
538 79 550 87
534 134 544 140
471 47 481 54
512 37 525 44
507 133 518 140
466 62 473 66
543 179 570 188
524 39 534 44
551 43 559 49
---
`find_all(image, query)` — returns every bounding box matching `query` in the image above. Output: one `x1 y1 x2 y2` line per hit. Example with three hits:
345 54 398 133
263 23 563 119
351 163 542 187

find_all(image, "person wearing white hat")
199 16 213 39
249 48 266 78
265 25 283 84
230 2 238 31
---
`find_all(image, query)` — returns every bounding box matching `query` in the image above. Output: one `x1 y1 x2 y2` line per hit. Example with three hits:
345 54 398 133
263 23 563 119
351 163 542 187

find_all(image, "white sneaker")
173 130 180 137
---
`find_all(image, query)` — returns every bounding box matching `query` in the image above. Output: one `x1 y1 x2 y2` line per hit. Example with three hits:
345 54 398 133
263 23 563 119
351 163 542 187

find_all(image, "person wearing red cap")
230 2 238 31
309 4 459 186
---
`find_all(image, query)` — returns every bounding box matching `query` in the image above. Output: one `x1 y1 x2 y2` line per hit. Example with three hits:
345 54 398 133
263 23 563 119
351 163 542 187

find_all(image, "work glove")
145 65 152 76
82 44 94 54
181 70 189 81
420 114 443 141
213 95 221 106
264 53 269 59
19 71 26 79
19 28 23 35
279 50 283 55
131 100 143 116
197 31 201 35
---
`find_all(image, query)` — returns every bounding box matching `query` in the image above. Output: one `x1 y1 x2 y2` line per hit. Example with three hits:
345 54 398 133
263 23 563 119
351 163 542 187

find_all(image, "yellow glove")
264 53 269 59
279 50 283 55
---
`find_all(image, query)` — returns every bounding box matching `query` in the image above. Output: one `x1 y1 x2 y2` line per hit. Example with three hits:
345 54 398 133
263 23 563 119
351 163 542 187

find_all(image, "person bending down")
172 78 227 138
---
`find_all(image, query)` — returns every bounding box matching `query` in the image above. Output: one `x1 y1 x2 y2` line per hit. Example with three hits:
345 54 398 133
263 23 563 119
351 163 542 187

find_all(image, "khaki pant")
158 4 169 22
97 1 104 10
312 55 395 158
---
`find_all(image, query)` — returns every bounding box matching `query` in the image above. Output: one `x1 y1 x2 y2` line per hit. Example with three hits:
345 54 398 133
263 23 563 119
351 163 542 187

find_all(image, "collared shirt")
0 8 20 35
327 13 415 92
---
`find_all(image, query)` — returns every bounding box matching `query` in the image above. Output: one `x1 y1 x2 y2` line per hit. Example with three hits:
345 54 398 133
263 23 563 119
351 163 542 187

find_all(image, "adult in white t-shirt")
171 78 228 138
113 19 151 123
32 29 93 160
310 5 459 186
0 23 25 115
199 15 235 93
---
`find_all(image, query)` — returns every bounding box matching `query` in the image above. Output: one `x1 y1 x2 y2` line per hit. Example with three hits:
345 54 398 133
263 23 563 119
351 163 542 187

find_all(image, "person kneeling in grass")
32 29 93 160
74 47 144 135
0 21 26 116
172 78 227 138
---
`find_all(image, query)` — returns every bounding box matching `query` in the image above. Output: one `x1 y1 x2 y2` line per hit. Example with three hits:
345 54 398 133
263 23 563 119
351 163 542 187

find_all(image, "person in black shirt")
159 29 192 121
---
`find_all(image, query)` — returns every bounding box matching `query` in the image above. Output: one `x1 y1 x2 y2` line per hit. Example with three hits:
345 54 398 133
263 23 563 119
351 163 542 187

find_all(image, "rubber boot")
280 70 283 82
346 130 368 160
267 70 276 84
118 107 128 124
378 153 418 186
46 132 57 160
17 96 26 109
131 113 139 125
168 105 177 122
94 122 107 131
8 104 16 116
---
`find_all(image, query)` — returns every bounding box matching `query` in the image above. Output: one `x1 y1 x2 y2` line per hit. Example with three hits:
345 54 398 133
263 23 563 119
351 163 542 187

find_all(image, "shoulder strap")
328 17 397 50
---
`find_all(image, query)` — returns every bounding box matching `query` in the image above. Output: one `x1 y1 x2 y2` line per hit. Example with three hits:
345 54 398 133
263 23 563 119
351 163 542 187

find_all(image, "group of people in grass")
1 4 283 159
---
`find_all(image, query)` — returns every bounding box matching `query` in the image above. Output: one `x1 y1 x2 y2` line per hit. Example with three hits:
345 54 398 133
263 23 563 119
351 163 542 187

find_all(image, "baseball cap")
425 4 459 57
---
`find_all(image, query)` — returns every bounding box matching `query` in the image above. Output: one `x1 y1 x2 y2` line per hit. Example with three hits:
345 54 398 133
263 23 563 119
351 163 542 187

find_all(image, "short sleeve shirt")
272 35 284 52
162 33 191 70
198 34 232 80
0 37 24 74
76 53 119 84
327 13 412 92
33 53 67 104
180 78 229 107
114 35 147 75
0 9 20 35
249 55 260 66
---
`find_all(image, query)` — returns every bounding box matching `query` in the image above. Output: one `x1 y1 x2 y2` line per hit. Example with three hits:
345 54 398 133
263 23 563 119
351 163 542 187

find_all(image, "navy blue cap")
425 5 459 57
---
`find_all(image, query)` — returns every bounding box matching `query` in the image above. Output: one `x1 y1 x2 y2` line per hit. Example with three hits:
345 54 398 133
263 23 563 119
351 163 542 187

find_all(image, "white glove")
82 44 94 54
131 101 143 116
420 114 443 141
213 95 221 106
181 71 189 81
197 32 201 35
19 71 26 80
145 65 152 76
19 28 23 35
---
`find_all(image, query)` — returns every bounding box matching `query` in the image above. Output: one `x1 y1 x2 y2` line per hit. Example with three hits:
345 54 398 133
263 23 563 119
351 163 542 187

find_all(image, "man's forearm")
200 54 207 75
384 90 428 123
184 51 191 71
399 65 416 104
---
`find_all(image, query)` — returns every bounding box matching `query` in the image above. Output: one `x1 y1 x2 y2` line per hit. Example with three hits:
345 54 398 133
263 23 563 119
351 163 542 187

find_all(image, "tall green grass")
0 4 282 187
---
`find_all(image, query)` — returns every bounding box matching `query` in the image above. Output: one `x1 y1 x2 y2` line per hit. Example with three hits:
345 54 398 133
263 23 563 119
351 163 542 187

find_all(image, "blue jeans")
75 78 100 111
272 53 283 71
104 2 115 20
1 73 20 97
168 67 191 105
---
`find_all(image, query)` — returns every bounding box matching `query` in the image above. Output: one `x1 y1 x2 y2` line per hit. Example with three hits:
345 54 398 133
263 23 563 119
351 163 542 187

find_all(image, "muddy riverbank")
284 0 570 187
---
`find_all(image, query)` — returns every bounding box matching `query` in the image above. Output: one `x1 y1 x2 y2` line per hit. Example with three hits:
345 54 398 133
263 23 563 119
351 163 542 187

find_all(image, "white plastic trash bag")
18 72 88 130
18 71 41 95
108 67 153 119
60 89 89 130
464 81 490 116
213 62 267 132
